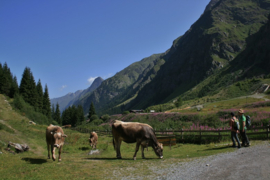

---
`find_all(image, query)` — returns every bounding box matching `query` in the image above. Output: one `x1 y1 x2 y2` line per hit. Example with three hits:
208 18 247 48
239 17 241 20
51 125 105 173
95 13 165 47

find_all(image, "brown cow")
89 131 98 149
46 125 67 162
112 120 163 160
62 124 72 128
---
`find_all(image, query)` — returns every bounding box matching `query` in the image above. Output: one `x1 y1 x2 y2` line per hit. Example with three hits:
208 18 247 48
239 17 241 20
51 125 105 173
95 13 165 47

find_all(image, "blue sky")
0 0 210 99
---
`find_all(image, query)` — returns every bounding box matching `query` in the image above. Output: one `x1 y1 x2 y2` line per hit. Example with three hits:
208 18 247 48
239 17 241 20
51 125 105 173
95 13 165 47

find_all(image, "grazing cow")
112 120 163 160
89 132 98 149
46 125 67 162
62 124 72 128
29 121 36 125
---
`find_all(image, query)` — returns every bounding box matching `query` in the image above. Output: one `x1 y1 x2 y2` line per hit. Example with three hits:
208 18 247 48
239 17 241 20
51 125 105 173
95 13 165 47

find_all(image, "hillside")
52 0 270 115
73 53 163 114
128 0 270 109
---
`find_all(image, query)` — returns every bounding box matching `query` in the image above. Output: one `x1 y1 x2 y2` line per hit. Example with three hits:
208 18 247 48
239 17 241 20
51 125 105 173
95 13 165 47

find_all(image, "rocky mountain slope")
54 0 270 115
51 77 103 112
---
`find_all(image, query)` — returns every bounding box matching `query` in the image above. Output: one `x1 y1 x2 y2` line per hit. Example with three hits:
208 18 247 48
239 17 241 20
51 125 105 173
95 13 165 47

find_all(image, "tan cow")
89 131 98 149
46 125 67 162
62 124 72 128
112 120 163 160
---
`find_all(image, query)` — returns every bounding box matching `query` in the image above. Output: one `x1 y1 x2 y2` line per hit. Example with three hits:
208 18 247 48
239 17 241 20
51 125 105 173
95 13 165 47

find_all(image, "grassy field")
2 94 264 179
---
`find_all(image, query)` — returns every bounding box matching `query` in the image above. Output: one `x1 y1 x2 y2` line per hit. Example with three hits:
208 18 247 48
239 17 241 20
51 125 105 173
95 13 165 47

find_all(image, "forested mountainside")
127 0 270 109
56 0 270 115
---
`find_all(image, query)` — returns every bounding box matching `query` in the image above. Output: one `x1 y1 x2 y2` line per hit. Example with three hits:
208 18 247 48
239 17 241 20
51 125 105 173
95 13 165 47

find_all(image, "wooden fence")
70 125 270 144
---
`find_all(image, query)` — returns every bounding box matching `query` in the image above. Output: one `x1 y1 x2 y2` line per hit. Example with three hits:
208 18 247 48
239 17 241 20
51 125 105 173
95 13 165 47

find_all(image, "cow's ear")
62 134 67 137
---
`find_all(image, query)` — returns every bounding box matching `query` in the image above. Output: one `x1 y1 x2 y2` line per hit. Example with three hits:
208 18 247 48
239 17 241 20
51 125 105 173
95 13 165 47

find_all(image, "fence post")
181 129 183 140
199 128 202 144
267 125 269 139
218 130 221 142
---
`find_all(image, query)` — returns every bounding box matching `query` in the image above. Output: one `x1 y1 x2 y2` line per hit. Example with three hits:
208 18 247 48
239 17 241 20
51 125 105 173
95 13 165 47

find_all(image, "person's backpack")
234 119 240 130
246 115 251 128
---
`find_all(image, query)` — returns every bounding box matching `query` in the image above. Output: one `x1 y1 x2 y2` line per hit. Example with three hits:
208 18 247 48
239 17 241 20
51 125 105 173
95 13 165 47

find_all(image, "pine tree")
36 79 43 112
43 84 51 119
77 105 85 125
175 97 183 110
9 76 19 98
0 63 3 93
1 62 13 96
55 103 61 125
88 102 96 120
29 71 37 107
51 104 55 120
19 67 31 103
70 105 78 127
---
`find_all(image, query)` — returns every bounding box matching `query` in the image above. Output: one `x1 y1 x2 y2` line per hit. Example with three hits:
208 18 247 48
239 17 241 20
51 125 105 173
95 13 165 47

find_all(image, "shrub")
122 111 130 115
90 115 99 121
100 114 110 122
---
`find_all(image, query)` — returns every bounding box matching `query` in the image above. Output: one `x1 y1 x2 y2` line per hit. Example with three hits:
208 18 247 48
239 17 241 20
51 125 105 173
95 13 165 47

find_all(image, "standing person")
238 109 250 147
230 112 241 148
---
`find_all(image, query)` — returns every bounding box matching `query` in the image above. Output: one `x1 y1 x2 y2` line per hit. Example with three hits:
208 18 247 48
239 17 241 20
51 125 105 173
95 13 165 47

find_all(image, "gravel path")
156 142 270 180
122 142 270 180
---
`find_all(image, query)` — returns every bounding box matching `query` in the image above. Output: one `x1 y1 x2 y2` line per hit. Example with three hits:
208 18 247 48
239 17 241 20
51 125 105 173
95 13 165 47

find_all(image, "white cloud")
60 85 67 91
102 73 113 80
87 77 97 85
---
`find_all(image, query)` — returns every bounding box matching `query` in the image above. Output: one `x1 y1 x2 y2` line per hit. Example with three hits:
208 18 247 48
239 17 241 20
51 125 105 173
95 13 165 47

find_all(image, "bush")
122 111 130 115
100 114 110 122
90 115 99 121
90 119 103 126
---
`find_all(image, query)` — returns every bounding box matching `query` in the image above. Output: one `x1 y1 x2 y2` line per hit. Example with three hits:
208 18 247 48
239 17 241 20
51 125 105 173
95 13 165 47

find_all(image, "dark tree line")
61 105 85 127
0 62 19 98
0 62 52 122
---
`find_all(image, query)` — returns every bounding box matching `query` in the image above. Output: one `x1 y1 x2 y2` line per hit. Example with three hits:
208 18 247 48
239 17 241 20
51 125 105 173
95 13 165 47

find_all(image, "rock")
88 149 100 155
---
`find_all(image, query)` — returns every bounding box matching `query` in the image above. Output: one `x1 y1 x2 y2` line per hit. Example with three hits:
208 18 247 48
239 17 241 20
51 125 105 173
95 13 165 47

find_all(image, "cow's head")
153 142 163 159
51 131 67 148
89 138 94 147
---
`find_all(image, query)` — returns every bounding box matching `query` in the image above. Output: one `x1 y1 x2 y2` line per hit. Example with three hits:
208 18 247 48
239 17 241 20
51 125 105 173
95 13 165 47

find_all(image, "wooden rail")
70 125 270 144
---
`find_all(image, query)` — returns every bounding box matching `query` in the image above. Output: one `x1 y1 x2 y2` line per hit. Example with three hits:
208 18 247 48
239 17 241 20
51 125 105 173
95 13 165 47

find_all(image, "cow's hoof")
116 156 122 159
133 157 136 160
58 159 61 162
160 156 163 159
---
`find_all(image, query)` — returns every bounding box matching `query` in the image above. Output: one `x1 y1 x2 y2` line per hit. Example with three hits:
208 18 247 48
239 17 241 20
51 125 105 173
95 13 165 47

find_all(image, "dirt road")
121 142 270 180
156 142 270 180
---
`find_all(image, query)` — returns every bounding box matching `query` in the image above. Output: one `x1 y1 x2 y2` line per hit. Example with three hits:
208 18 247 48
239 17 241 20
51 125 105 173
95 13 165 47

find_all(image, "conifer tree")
19 67 31 103
0 63 3 93
175 97 183 109
51 104 55 120
88 102 96 120
55 103 61 125
29 72 37 107
1 62 13 96
77 105 85 125
43 84 51 119
9 76 19 98
36 79 43 112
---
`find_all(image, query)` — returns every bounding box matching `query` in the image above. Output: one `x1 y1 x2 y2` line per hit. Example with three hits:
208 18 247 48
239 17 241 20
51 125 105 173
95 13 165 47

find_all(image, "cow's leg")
141 145 145 159
133 141 141 160
47 143 50 159
51 145 56 161
115 139 122 159
58 146 62 162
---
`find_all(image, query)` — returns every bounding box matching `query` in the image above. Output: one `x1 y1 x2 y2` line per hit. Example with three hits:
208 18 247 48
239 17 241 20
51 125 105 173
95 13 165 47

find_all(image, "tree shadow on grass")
21 157 47 164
